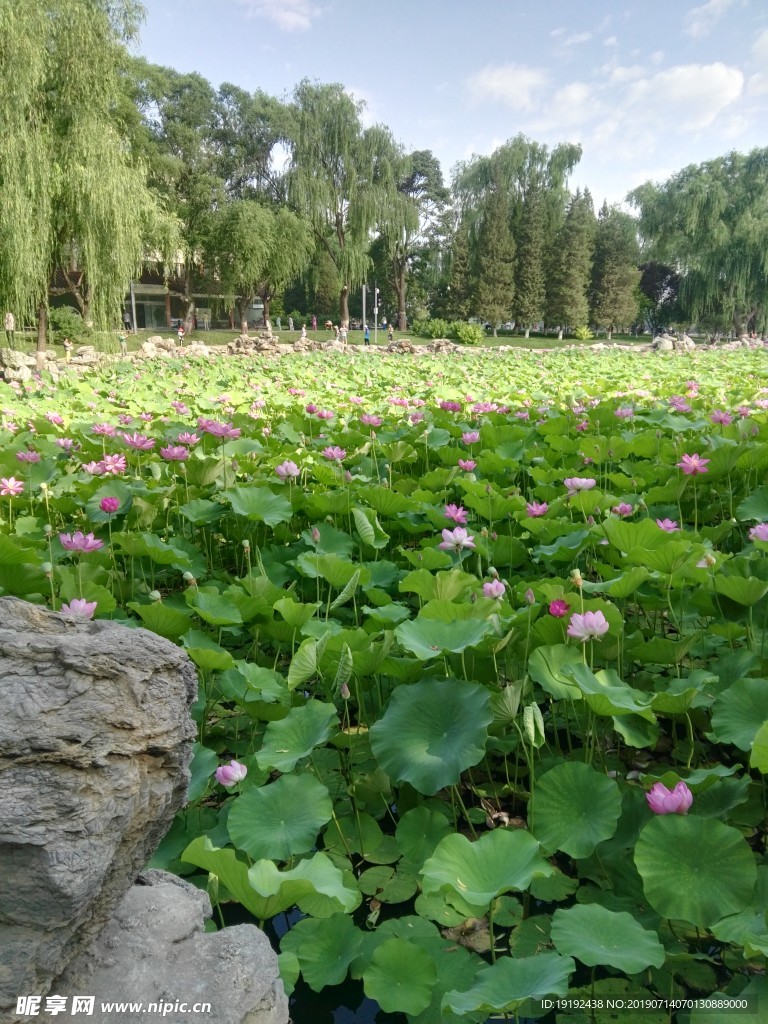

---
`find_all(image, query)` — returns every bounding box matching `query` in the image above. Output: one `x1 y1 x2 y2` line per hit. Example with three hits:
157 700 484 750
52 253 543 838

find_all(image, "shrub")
572 325 594 341
287 310 305 328
48 306 90 345
450 321 486 345
412 317 450 339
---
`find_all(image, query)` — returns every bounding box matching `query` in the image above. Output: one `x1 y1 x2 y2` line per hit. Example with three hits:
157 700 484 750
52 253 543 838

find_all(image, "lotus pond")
3 347 768 1023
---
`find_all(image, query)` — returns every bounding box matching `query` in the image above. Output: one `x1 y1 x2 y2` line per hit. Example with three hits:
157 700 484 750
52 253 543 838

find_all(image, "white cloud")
235 0 320 32
608 64 646 83
752 28 768 62
550 82 595 126
625 62 743 131
747 71 768 96
684 0 737 39
345 86 376 128
465 64 548 111
603 35 618 46
563 31 592 47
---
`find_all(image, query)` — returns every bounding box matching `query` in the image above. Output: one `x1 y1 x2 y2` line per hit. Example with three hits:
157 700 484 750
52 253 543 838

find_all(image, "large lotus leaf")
421 828 553 912
634 816 756 927
712 574 768 605
369 678 492 795
394 616 492 659
530 762 622 858
711 866 768 956
601 517 672 552
751 720 768 773
256 700 338 772
228 774 332 861
565 663 656 720
181 629 236 672
181 837 276 920
112 531 192 568
737 485 768 521
186 743 218 804
222 485 292 527
551 904 666 973
395 807 453 866
280 914 364 991
362 938 437 1015
442 952 575 1015
528 644 583 700
247 851 359 915
127 600 193 640
185 588 243 626
710 678 768 750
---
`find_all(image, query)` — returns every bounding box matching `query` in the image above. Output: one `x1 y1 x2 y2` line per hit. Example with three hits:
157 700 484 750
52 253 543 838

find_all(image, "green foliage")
412 317 450 338
450 321 486 345
48 306 91 346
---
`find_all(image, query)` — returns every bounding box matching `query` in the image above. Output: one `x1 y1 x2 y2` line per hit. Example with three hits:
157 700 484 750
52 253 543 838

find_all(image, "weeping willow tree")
211 200 314 331
629 149 768 336
0 0 172 363
286 81 400 325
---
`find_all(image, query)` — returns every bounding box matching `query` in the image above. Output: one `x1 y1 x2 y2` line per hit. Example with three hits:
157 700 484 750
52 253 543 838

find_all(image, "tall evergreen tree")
474 185 515 336
514 186 546 337
444 218 473 321
590 203 640 340
546 189 596 338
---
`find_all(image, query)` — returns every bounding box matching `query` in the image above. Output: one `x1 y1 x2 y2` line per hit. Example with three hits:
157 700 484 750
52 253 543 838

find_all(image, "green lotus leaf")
750 719 768 773
280 914 364 991
634 815 757 927
369 678 492 794
442 952 575 1015
528 644 584 700
565 663 656 720
395 806 453 867
551 904 666 973
186 588 243 626
247 851 359 915
712 574 768 605
256 700 338 772
222 485 292 527
710 678 768 750
228 773 332 861
530 762 622 858
127 600 194 640
394 616 492 658
421 828 553 912
362 938 437 1015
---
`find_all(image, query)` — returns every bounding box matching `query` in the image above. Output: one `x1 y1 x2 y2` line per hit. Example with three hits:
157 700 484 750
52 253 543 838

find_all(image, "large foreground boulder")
55 871 289 1024
0 598 197 1015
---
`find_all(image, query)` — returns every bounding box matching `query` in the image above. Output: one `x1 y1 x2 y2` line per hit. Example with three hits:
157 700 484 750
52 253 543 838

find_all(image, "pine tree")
546 189 596 338
474 187 515 336
514 187 547 337
445 219 472 320
590 203 640 340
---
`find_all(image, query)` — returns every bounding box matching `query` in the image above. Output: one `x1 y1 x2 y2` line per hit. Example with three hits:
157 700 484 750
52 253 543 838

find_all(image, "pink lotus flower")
123 432 156 451
410 411 425 423
160 445 189 461
214 759 248 786
567 610 610 642
677 453 709 475
199 418 240 439
483 579 505 599
439 400 462 412
275 460 300 479
656 518 679 532
118 414 134 425
615 406 634 419
458 459 476 472
669 396 691 413
645 781 693 815
438 526 476 552
549 599 570 618
360 413 382 427
177 432 200 446
82 461 106 476
56 438 75 450
575 419 589 431
99 497 121 513
305 403 318 414
564 477 597 496
710 409 733 425
60 598 97 619
101 454 127 475
60 531 104 552
444 503 468 525
316 409 334 420
16 450 41 463
171 401 190 416
92 423 116 436
612 503 633 517
526 501 548 517
46 411 64 426
322 446 346 461
0 476 24 496
749 523 768 542
462 431 481 445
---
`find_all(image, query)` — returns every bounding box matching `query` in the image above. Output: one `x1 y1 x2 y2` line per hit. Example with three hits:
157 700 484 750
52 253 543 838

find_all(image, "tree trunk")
524 327 530 338
340 283 350 326
36 300 48 371
557 328 563 340
493 327 498 338
607 328 613 341
394 260 407 331
237 297 249 334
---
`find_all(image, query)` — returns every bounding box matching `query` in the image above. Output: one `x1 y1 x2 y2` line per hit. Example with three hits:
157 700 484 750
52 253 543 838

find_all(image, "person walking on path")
387 323 394 342
288 315 294 332
4 311 15 348
177 324 185 345
364 324 370 346
311 314 317 331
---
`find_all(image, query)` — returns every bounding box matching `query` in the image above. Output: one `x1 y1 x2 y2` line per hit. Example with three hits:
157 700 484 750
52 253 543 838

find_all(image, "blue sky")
136 0 768 207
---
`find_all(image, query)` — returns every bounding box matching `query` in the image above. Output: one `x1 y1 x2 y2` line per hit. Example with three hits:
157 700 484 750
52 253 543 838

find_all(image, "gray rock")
674 333 695 352
653 334 674 352
3 364 33 381
0 348 36 368
53 871 288 1024
0 597 197 1015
